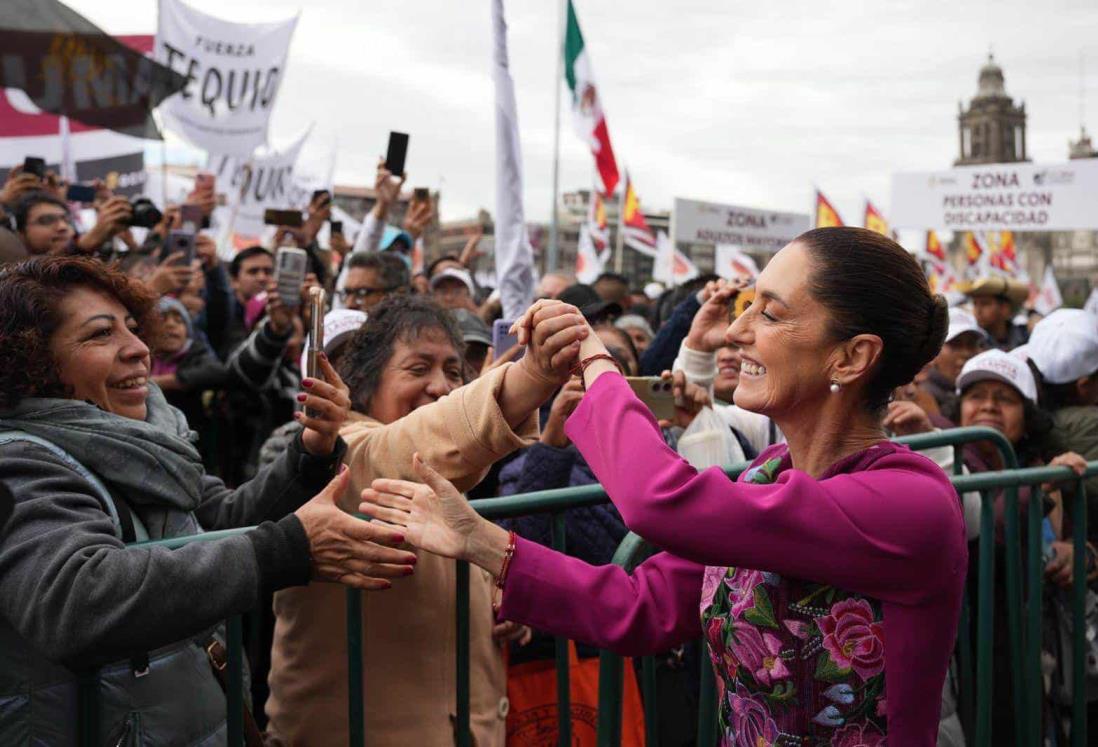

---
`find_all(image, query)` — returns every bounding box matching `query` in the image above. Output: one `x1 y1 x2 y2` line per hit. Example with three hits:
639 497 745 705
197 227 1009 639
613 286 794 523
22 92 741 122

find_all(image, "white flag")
575 224 605 284
653 231 698 286
156 0 298 156
1033 265 1063 316
1085 288 1098 318
492 0 535 321
714 244 759 280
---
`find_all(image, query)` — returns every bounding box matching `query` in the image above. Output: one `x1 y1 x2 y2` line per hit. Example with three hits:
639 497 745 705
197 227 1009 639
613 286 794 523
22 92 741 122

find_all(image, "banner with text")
890 159 1098 231
673 197 810 253
156 0 298 156
209 128 308 252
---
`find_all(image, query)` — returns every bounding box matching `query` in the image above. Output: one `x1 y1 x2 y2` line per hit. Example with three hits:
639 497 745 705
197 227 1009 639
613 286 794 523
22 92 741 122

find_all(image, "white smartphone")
275 247 308 308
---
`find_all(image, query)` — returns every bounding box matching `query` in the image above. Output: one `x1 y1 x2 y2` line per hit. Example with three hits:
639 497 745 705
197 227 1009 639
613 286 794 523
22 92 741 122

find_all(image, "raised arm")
565 374 965 605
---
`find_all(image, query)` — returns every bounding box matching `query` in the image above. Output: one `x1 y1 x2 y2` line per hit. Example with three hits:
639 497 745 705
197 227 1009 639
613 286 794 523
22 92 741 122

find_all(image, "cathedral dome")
976 53 1007 98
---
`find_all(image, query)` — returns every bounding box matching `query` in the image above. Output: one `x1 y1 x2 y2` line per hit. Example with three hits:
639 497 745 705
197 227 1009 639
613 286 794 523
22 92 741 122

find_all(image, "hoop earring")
829 380 841 393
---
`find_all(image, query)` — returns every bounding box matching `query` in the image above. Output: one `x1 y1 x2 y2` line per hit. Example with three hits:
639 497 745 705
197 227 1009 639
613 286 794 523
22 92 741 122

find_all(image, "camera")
127 198 163 228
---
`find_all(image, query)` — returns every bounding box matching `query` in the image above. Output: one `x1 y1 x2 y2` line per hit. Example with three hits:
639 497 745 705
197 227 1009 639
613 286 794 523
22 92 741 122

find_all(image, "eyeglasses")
338 285 399 302
31 213 74 228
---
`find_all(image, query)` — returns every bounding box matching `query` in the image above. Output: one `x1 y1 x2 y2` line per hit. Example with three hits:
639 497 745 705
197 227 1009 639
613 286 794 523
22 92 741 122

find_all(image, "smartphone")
626 376 676 421
492 318 524 361
384 131 409 176
66 184 97 203
22 156 46 179
413 187 429 202
275 247 309 308
180 204 203 231
164 229 196 266
329 220 343 237
311 189 331 206
264 208 303 227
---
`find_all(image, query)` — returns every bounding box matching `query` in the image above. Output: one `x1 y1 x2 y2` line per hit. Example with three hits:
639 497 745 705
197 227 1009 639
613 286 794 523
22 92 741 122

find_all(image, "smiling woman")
0 256 416 744
360 227 966 746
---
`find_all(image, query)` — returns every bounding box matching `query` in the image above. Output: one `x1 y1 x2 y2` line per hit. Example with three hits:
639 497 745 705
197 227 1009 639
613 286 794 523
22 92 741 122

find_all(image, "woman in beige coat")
265 295 587 746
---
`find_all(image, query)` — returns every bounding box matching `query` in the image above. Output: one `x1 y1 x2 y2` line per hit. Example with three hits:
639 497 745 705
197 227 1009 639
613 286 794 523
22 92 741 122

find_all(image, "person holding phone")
0 256 415 744
362 228 971 746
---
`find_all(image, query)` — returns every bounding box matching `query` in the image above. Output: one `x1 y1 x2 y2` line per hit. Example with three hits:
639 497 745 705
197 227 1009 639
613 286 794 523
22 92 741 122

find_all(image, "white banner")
653 231 699 286
156 0 298 156
673 197 810 253
208 128 309 252
714 244 760 280
890 159 1098 231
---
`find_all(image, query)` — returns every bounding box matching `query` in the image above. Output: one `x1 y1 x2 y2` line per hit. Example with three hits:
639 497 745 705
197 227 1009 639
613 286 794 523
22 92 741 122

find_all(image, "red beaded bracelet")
569 353 624 390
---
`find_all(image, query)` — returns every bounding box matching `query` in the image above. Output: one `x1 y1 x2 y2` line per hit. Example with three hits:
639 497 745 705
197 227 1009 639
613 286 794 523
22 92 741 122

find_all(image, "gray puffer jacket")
0 400 342 745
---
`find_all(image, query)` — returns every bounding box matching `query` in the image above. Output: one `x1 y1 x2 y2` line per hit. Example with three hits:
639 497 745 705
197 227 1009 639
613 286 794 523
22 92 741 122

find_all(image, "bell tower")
955 54 1028 165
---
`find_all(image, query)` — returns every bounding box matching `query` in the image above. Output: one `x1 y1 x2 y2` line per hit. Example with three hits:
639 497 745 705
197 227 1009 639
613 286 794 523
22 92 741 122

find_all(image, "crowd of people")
0 158 1095 746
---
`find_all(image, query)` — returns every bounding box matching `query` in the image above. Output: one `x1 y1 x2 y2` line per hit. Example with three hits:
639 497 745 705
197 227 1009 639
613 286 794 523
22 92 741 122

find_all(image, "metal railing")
84 426 1092 747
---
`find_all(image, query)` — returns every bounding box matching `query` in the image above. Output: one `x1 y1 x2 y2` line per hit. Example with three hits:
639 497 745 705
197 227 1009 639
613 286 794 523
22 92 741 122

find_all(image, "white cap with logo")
1027 308 1098 385
299 309 368 373
945 307 988 345
956 348 1038 403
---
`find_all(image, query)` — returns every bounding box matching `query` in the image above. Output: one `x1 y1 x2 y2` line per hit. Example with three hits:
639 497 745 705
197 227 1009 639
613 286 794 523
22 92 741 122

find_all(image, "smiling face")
366 327 464 424
714 346 742 402
959 379 1025 445
49 287 151 420
726 242 846 418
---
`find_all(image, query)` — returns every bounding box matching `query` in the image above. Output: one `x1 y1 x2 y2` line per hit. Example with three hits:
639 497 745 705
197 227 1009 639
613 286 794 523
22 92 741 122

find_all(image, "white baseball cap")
956 348 1038 403
945 307 988 345
299 309 367 373
1027 308 1098 384
429 267 476 296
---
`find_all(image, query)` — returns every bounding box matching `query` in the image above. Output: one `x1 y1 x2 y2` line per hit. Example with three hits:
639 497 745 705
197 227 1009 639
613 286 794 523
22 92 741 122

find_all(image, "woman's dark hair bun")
799 227 947 412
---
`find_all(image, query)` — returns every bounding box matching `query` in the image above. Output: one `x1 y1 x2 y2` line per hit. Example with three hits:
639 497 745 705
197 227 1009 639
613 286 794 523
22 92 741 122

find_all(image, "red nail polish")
407 554 418 565
403 566 415 576
395 535 406 544
302 379 314 388
319 352 328 361
297 393 307 402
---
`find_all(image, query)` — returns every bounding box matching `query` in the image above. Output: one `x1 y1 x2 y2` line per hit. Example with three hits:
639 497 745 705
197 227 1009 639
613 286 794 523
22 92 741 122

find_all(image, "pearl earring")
829 380 841 393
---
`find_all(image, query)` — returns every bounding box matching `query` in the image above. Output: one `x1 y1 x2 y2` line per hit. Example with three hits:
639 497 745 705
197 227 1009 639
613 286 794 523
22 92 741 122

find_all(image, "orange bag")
505 642 646 746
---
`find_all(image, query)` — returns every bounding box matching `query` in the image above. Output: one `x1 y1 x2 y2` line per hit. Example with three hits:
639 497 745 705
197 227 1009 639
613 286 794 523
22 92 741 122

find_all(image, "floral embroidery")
700 448 888 745
818 598 886 681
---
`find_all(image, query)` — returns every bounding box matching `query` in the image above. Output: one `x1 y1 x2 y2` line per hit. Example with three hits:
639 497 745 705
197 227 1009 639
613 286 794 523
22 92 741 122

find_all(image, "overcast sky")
67 0 1098 225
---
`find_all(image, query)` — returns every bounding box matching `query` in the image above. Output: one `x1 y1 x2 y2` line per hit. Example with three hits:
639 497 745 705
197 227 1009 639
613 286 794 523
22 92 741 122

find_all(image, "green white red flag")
565 0 620 195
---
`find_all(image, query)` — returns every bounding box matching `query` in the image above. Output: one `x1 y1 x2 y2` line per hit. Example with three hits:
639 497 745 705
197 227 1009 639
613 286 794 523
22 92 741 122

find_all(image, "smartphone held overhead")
264 208 303 227
275 247 309 308
385 131 409 176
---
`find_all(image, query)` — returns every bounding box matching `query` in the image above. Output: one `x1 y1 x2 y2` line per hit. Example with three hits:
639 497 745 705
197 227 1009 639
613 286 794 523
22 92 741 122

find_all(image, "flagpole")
614 183 625 274
547 0 564 273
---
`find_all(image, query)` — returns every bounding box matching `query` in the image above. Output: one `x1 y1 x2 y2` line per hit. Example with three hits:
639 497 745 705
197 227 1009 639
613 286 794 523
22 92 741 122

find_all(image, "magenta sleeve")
497 537 704 656
564 375 965 606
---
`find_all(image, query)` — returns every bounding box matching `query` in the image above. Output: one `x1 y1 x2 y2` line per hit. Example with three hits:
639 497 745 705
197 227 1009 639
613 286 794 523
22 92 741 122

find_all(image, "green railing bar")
226 615 244 747
1000 483 1026 740
595 532 647 745
974 490 995 746
641 656 658 745
952 444 975 746
346 589 364 747
550 513 572 747
456 560 472 747
950 464 1098 491
1025 483 1043 747
894 426 1018 467
1071 478 1088 747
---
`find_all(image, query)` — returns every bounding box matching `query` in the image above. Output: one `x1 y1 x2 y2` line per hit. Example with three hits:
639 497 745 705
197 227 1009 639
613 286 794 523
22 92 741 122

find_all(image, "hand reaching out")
685 278 749 353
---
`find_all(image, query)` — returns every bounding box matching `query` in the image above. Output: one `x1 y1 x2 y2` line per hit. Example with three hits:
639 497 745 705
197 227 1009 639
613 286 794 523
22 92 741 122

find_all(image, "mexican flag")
565 0 620 195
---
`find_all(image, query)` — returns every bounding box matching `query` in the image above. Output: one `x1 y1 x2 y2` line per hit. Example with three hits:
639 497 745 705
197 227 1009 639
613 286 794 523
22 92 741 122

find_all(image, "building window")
962 126 971 157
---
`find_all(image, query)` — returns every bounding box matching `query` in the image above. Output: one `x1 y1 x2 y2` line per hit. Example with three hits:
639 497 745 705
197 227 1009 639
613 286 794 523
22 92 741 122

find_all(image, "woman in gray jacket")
0 256 416 745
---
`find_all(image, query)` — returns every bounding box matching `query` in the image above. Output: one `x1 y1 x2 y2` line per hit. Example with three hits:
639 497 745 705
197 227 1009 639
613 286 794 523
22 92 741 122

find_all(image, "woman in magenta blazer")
362 227 967 746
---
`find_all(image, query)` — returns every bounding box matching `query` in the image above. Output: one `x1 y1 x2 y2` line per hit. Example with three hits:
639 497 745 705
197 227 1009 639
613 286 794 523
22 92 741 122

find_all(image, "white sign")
673 197 810 253
653 231 699 286
890 159 1098 231
209 128 308 250
714 244 760 280
156 0 298 156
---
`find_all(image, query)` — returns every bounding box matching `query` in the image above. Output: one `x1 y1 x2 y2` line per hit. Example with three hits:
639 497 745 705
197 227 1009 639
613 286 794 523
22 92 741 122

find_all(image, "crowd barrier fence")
83 426 1091 747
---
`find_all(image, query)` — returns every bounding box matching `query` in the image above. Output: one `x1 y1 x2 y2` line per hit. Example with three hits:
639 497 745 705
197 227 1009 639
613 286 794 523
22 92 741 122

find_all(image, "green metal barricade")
85 426 1092 747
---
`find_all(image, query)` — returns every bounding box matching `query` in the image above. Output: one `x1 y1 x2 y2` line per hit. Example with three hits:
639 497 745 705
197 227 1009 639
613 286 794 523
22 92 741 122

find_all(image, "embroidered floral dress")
700 455 888 747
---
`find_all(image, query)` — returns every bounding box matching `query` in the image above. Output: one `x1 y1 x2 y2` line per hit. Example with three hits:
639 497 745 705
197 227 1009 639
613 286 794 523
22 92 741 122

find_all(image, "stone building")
955 54 1028 166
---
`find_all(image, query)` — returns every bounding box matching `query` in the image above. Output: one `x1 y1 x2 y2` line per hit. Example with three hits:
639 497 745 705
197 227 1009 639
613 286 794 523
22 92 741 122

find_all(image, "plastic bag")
676 406 744 470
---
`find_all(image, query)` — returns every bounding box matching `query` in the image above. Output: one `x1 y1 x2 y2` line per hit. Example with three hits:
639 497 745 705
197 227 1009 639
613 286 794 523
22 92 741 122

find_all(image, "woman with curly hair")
0 256 415 745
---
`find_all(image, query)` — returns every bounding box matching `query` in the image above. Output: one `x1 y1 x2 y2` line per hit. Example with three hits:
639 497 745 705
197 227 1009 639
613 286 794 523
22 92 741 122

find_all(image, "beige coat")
265 364 538 746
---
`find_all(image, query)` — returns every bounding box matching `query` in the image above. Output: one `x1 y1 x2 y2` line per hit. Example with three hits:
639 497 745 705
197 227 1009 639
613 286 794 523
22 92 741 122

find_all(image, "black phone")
66 184 97 203
329 220 343 236
264 208 303 227
23 156 46 179
384 131 409 176
164 230 196 266
413 186 429 202
311 189 331 206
